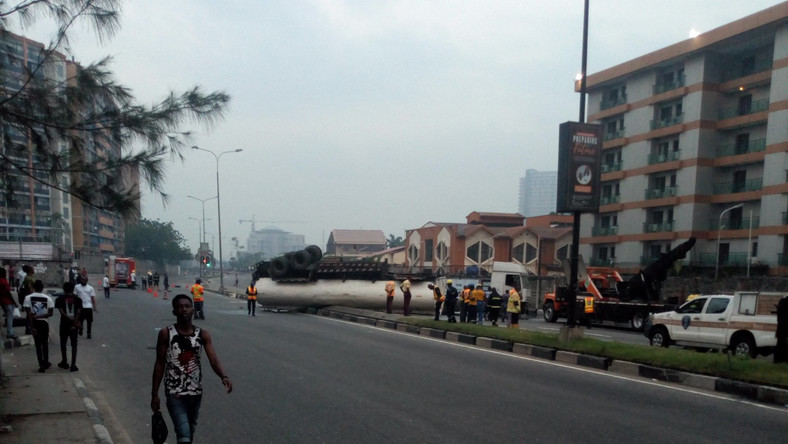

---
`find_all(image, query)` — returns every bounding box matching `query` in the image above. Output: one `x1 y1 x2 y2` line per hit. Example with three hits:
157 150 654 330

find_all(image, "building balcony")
712 178 762 194
643 221 674 233
709 216 760 230
601 162 623 173
650 114 683 130
718 99 769 120
590 257 615 266
592 225 618 236
648 150 681 165
720 59 772 82
600 195 621 205
603 129 625 141
716 138 766 157
653 75 686 94
600 94 627 110
644 186 677 200
697 252 749 266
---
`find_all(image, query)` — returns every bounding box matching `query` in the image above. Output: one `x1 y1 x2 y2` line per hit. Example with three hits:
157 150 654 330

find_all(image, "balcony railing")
716 138 766 157
600 94 627 110
648 150 681 165
644 186 677 200
592 226 618 236
590 257 616 266
720 59 772 82
709 216 760 230
697 252 749 266
778 253 788 266
643 221 674 233
601 162 623 173
783 212 788 224
712 178 763 194
718 98 769 120
653 75 686 94
650 114 683 130
603 129 625 141
600 195 621 205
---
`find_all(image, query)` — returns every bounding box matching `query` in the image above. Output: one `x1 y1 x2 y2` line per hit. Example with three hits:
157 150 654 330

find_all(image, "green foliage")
0 1 230 217
125 218 191 265
387 234 404 248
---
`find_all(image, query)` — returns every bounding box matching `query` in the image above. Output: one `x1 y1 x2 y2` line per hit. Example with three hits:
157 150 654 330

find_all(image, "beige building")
326 229 387 258
581 3 788 276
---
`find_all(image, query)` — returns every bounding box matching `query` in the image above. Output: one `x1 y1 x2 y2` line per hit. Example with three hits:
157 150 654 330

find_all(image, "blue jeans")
3 304 15 337
477 301 485 324
166 394 202 443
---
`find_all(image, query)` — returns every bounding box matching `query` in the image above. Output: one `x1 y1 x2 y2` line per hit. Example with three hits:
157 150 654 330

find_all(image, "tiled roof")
331 229 386 245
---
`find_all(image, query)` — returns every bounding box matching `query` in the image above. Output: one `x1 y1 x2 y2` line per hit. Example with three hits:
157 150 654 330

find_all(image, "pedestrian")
487 288 502 327
384 280 395 314
1 267 19 339
246 282 258 316
9 264 18 288
102 274 111 299
153 271 160 290
164 273 170 291
23 280 55 372
147 272 153 290
141 271 147 290
56 281 82 372
444 280 458 323
191 278 205 320
459 285 470 323
467 284 479 324
234 273 239 287
131 270 137 289
501 290 510 326
151 294 232 444
473 285 486 325
430 283 443 321
15 264 26 292
507 285 522 329
400 277 412 316
75 275 97 339
18 265 35 334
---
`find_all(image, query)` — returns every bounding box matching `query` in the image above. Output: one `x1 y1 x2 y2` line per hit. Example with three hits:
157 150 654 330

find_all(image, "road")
74 284 786 443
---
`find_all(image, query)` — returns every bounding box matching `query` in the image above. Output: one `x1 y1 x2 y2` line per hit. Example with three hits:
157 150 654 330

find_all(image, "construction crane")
240 215 306 232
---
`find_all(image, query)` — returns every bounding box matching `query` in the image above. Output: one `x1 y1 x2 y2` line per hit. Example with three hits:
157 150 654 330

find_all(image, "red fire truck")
107 256 136 288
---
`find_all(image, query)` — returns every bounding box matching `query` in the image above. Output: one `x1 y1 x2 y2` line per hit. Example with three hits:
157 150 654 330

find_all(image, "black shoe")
58 361 69 369
70 365 79 372
38 367 46 373
87 334 91 339
45 362 52 370
78 329 83 336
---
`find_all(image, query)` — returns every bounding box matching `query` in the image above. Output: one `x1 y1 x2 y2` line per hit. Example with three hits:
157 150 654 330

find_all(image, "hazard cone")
147 288 152 293
154 291 158 298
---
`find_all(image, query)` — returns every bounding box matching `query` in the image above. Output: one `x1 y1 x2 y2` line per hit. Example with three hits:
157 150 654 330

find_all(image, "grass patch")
402 318 788 389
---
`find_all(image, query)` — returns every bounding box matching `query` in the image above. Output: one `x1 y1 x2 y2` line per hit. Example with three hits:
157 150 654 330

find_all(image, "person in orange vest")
246 282 258 316
507 286 522 329
384 280 395 314
190 279 205 320
429 283 443 321
472 285 486 325
400 277 412 316
460 285 471 323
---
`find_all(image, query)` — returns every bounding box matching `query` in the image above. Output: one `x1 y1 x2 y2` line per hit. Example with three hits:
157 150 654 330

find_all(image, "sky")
13 0 786 256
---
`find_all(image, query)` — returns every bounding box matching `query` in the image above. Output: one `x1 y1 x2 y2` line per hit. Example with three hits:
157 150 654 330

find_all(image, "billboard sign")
556 121 603 213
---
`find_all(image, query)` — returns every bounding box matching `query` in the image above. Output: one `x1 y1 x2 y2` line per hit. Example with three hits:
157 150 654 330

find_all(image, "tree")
125 218 191 265
387 234 404 248
0 0 230 216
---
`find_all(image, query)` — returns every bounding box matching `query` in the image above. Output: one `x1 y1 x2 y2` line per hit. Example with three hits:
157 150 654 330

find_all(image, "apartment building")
581 3 788 276
518 169 558 217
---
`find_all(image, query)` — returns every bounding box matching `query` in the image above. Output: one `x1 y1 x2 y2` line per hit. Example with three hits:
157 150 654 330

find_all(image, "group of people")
384 277 413 316
432 280 526 328
1 269 97 373
140 271 169 292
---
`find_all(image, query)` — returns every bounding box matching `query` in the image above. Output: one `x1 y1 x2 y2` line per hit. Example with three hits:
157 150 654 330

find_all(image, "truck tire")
269 257 289 278
543 302 558 323
730 334 758 359
305 245 323 263
290 250 311 271
649 326 671 348
630 311 645 331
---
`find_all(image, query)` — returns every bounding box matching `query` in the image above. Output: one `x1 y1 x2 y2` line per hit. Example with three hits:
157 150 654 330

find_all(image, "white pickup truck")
644 292 785 358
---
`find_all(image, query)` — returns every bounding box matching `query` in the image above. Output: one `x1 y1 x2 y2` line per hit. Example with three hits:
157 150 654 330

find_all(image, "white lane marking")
313 314 788 414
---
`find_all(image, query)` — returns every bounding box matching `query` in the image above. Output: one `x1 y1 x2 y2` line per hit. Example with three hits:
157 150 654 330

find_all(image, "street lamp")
191 146 243 291
187 195 217 246
715 203 744 280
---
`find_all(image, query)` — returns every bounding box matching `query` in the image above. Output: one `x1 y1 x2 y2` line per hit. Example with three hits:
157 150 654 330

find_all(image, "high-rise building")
247 227 306 260
519 169 557 217
581 4 788 276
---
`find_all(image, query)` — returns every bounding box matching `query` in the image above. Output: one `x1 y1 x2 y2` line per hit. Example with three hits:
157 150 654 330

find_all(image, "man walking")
56 282 82 372
246 282 258 316
191 278 205 320
102 274 111 299
75 275 97 339
151 294 232 444
23 280 54 372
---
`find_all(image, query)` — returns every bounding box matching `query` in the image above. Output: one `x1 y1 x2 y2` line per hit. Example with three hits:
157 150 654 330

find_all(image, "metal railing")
600 195 620 205
712 178 762 194
600 94 627 110
697 252 749 266
601 162 623 173
720 59 772 82
644 186 677 200
650 114 683 130
603 129 625 141
718 98 769 120
648 150 681 165
643 221 674 233
716 138 766 157
653 75 686 94
709 216 759 230
591 226 617 236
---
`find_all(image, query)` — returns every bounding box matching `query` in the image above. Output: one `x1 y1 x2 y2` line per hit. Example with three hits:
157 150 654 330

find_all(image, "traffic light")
202 256 207 264
206 256 212 268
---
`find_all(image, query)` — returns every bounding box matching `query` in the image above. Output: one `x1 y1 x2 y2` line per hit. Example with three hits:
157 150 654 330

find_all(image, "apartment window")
601 214 617 228
738 94 752 115
733 170 746 192
735 133 750 154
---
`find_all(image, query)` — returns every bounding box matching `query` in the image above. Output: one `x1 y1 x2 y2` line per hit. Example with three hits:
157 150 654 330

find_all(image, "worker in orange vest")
384 281 395 314
246 283 258 316
190 279 205 320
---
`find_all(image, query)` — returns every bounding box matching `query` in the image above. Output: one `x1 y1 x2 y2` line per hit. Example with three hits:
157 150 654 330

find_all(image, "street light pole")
192 146 243 291
715 203 744 280
187 195 217 246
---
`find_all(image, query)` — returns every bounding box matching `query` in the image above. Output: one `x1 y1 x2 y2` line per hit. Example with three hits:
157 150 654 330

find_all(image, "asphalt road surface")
75 286 786 443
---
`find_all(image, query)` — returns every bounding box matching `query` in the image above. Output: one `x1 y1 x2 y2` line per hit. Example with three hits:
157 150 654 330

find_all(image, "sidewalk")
0 335 112 444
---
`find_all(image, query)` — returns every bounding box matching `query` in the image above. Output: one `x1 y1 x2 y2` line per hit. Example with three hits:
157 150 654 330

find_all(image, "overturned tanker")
251 246 435 311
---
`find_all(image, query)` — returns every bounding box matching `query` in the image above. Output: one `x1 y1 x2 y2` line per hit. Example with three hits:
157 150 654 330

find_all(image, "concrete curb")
316 306 788 407
73 377 114 444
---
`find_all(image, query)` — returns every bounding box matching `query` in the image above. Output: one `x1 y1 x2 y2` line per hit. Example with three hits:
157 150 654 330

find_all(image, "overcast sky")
15 1 786 255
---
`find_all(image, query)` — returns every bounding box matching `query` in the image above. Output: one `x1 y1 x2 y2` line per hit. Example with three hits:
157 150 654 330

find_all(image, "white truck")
644 292 785 358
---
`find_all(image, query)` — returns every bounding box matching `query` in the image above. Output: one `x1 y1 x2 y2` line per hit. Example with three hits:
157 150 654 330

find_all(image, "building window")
408 244 419 263
525 244 537 263
436 241 448 262
466 241 493 264
424 239 434 261
513 243 524 262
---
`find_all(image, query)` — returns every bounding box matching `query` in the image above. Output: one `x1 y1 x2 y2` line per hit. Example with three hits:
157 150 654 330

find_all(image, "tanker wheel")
543 302 558 323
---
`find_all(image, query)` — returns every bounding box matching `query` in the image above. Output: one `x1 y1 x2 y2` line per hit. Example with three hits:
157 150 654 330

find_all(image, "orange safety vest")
247 286 258 300
584 296 594 314
385 281 395 297
191 284 204 302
